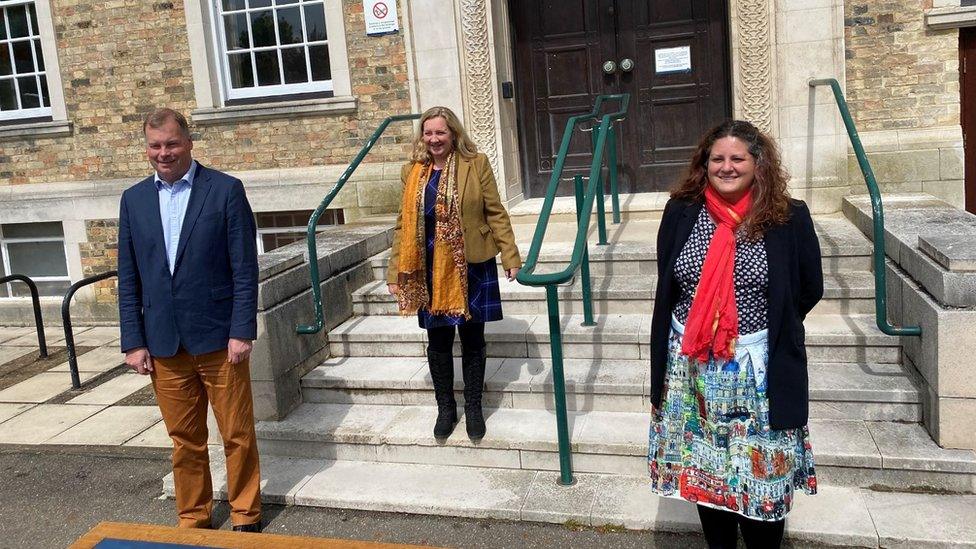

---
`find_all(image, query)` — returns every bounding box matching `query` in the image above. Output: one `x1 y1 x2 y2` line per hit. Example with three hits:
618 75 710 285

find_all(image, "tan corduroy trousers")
152 348 261 528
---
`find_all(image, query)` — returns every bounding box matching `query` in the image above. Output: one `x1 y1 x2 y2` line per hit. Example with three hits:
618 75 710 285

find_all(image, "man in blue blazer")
118 108 262 532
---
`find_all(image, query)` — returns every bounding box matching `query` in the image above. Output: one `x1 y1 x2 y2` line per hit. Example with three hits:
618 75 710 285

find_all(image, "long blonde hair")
410 106 479 164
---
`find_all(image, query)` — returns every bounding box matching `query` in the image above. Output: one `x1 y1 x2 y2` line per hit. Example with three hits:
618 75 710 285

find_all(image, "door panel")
512 0 731 197
963 27 976 214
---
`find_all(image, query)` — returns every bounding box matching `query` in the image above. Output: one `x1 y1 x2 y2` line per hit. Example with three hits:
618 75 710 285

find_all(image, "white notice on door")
655 46 692 74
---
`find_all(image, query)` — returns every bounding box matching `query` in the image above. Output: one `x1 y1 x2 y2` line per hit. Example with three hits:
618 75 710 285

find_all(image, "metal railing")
297 113 420 335
516 94 630 485
62 270 117 388
809 78 921 337
0 274 47 357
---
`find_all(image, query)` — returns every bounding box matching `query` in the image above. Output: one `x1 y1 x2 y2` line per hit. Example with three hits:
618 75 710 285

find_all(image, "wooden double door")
512 0 732 197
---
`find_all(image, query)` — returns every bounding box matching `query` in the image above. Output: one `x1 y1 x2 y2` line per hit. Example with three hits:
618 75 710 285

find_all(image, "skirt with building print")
647 315 818 521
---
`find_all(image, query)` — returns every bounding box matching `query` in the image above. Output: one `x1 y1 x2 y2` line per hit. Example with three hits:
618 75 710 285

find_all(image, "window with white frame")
213 0 333 102
255 209 343 254
0 222 70 298
0 0 51 121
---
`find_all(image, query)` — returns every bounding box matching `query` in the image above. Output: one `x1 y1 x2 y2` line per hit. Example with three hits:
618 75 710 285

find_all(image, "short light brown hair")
410 106 478 164
143 108 191 140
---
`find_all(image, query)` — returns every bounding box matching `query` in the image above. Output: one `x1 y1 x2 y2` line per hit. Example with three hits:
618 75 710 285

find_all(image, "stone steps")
353 272 878 316
166 451 976 548
327 313 904 364
256 403 976 493
301 357 922 422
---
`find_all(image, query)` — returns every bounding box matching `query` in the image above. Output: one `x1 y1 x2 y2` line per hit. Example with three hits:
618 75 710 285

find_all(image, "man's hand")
125 347 153 375
506 267 520 282
227 338 253 365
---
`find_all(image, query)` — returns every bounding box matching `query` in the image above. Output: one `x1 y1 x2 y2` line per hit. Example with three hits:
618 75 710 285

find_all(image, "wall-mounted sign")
655 46 692 74
364 0 399 36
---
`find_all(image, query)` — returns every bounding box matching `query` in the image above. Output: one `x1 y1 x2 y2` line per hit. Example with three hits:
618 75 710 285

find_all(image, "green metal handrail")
297 113 420 334
516 93 630 485
809 78 921 337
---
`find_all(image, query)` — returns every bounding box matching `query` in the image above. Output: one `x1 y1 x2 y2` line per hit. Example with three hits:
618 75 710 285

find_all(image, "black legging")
427 322 486 354
697 505 785 549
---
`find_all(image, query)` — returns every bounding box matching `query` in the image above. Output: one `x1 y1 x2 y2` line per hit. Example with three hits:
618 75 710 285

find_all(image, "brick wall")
844 0 961 131
0 0 412 186
79 219 118 303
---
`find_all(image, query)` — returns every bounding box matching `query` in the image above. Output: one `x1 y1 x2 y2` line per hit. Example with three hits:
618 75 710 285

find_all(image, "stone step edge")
255 404 976 475
300 362 922 404
163 453 965 548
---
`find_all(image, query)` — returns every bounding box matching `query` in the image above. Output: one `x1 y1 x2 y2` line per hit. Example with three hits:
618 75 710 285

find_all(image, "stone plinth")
250 222 394 421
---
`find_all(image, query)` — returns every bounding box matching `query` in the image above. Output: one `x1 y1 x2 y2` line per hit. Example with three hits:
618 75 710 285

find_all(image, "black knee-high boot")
427 347 458 439
461 345 487 440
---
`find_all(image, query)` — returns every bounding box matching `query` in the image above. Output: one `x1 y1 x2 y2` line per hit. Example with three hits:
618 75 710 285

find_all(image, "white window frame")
0 0 69 137
0 0 50 120
185 0 354 122
0 222 71 298
254 208 343 254
211 0 334 101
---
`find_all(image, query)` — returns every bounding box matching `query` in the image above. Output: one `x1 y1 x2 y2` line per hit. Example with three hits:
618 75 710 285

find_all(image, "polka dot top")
672 207 769 334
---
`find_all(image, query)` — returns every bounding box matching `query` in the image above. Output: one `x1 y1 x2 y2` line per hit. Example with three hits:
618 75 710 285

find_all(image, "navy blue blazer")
649 198 824 430
118 163 259 357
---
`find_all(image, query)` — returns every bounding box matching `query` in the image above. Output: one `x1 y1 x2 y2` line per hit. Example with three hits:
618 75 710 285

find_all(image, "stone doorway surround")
405 0 850 212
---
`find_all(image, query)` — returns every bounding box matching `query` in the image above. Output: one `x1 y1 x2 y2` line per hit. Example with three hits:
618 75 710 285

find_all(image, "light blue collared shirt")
155 160 198 274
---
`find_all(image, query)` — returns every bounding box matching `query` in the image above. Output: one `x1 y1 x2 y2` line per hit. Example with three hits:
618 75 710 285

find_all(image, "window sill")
925 5 976 30
0 120 73 141
191 96 358 125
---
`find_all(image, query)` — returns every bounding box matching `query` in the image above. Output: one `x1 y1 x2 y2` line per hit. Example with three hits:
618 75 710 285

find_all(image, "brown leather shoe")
232 521 262 533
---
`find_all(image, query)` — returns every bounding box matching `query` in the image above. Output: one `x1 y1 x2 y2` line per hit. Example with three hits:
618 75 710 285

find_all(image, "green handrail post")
517 93 630 485
808 78 921 337
545 284 575 486
588 115 608 245
297 113 421 335
574 175 596 327
609 125 621 224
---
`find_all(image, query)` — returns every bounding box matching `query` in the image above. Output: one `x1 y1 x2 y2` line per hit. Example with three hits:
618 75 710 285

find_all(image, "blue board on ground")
94 539 220 549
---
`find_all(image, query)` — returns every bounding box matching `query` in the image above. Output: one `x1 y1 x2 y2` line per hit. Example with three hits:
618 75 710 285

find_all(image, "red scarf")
681 185 753 363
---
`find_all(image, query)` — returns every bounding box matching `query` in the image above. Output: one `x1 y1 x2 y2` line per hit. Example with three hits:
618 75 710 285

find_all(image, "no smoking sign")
364 0 398 36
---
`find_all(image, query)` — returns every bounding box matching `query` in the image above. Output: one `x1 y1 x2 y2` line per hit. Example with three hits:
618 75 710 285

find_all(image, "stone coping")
925 5 976 30
843 193 976 307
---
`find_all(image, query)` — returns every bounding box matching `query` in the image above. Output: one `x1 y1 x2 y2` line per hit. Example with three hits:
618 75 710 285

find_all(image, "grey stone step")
256 403 976 493
301 358 921 422
353 272 879 316
165 452 976 548
328 313 903 364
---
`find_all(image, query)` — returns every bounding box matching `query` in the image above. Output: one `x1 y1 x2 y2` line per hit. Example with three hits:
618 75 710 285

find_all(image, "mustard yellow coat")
387 152 522 284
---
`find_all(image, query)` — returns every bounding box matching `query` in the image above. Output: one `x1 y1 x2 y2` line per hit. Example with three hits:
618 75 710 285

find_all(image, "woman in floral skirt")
647 120 823 548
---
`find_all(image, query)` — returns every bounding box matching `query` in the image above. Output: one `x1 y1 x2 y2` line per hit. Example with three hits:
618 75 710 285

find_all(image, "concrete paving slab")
124 419 171 448
0 326 33 344
49 346 124 373
293 460 536 520
0 402 34 424
808 419 882 468
866 421 976 473
0 404 104 443
4 326 89 347
0 346 33 366
786 487 878 547
0 371 98 403
485 358 541 392
301 357 428 390
68 326 120 347
863 490 976 548
520 471 608 524
575 411 649 455
589 474 699 531
48 406 162 445
67 372 153 405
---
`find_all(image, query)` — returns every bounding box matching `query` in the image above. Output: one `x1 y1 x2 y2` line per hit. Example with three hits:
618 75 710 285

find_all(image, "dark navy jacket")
118 164 258 357
649 198 824 430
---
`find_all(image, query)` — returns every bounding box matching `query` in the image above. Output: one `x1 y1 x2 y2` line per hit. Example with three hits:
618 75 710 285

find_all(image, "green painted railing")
809 78 921 337
297 113 420 335
516 94 630 485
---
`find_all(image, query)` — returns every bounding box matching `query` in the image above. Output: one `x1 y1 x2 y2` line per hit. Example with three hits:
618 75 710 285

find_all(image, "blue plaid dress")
418 169 504 329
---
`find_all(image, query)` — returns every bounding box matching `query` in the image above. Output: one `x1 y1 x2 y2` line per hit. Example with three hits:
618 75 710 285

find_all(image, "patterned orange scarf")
393 153 469 318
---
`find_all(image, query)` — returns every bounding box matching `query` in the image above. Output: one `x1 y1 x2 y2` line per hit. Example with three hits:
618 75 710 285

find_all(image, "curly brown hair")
671 120 791 238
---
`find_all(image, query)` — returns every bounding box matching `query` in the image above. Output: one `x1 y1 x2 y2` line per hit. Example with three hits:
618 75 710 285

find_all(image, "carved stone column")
457 0 500 173
730 0 776 135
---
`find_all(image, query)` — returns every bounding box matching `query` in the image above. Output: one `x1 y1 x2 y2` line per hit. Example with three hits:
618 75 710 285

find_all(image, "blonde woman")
387 106 521 440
